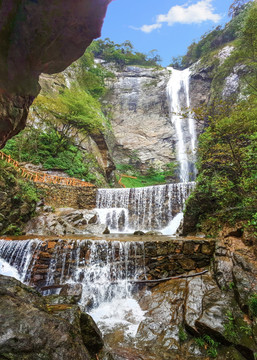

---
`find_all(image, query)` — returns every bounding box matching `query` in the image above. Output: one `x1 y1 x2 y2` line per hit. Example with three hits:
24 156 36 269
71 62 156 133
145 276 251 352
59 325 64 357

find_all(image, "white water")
96 182 194 235
0 238 147 338
0 258 21 280
0 239 41 282
167 67 197 182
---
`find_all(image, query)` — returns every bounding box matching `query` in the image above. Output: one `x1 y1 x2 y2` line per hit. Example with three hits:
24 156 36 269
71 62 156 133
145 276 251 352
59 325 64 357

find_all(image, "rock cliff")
101 44 244 172
103 65 173 170
0 0 110 148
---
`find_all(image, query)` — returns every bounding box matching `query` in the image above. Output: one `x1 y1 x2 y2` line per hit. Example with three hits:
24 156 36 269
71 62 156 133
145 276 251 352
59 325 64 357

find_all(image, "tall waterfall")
96 182 195 234
167 67 197 182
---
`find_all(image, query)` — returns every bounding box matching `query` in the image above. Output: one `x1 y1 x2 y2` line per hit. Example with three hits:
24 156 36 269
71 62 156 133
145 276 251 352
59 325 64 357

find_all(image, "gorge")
0 1 257 360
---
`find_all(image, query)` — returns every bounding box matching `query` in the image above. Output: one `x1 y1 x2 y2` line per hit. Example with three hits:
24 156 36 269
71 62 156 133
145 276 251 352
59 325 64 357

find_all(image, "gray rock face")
0 274 99 360
189 64 213 108
24 208 106 235
104 65 174 169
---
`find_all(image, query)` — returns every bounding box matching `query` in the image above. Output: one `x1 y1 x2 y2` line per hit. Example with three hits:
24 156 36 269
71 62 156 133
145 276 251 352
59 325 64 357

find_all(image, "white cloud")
139 23 163 33
133 0 222 33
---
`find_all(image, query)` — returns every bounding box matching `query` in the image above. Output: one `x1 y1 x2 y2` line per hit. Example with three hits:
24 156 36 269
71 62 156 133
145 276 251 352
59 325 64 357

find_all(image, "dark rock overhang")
0 0 111 147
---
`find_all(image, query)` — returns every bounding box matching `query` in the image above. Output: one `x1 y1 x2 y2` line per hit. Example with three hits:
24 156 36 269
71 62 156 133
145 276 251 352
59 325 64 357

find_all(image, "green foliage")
77 51 115 98
4 54 111 185
116 161 177 188
120 174 166 188
224 311 238 341
195 337 205 348
2 225 22 236
170 3 252 69
17 180 39 203
88 38 162 68
229 282 235 290
0 160 39 235
4 129 93 181
239 324 252 336
249 293 257 317
185 97 257 234
33 85 104 137
195 335 219 358
178 325 188 342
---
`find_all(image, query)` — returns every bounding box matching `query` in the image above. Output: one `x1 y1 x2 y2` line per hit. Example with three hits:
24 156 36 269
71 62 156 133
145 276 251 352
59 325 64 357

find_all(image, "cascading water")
96 182 195 235
167 67 197 182
0 239 41 282
0 238 146 337
96 67 197 236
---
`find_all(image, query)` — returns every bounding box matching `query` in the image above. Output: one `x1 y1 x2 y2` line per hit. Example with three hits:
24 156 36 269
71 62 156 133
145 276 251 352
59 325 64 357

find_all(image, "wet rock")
137 279 187 356
0 274 91 360
103 227 110 235
89 214 98 224
80 313 104 356
232 264 257 313
195 287 232 342
45 294 79 305
134 230 145 236
145 231 163 236
60 283 83 303
185 274 217 334
24 208 105 235
214 255 234 289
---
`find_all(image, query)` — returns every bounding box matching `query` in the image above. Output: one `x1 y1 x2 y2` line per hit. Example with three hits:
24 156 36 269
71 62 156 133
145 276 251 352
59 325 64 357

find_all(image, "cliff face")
103 65 173 170
102 45 244 173
0 0 110 147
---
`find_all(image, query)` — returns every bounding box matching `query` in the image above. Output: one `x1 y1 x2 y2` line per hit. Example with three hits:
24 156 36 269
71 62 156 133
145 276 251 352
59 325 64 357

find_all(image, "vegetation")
88 38 162 68
116 162 177 188
178 325 188 342
4 128 97 182
184 2 257 236
195 335 219 358
170 1 252 69
0 160 39 235
3 46 113 185
249 293 257 317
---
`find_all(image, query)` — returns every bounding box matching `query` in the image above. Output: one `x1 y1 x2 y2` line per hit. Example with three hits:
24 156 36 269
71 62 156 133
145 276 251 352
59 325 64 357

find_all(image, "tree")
229 0 252 17
32 86 104 144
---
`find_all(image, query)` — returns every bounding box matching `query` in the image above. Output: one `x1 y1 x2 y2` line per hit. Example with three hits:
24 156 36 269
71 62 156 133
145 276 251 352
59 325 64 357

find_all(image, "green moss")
178 325 188 342
249 294 257 317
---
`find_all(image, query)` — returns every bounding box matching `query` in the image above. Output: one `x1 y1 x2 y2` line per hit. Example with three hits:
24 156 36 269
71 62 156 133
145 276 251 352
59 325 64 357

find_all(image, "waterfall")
0 238 146 337
167 67 197 182
96 182 195 234
0 239 41 282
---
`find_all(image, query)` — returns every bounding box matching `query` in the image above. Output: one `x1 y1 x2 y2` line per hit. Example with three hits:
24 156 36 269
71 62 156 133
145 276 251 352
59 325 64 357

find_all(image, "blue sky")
100 0 231 66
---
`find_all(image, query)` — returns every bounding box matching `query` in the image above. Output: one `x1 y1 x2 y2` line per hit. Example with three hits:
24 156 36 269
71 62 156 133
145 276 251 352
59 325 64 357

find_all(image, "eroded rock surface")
101 238 257 360
103 65 173 169
24 207 106 236
0 0 110 147
0 274 105 360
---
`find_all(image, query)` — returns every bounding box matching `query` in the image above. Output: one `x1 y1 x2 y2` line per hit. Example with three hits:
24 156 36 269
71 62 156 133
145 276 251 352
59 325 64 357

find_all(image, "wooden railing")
0 151 95 187
118 174 137 188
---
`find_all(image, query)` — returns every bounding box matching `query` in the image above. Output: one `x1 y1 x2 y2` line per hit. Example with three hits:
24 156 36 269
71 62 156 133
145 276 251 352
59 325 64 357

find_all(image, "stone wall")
36 183 97 209
24 237 216 289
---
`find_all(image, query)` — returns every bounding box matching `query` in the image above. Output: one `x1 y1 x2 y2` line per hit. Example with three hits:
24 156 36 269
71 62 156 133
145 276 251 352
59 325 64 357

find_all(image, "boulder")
0 274 92 359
